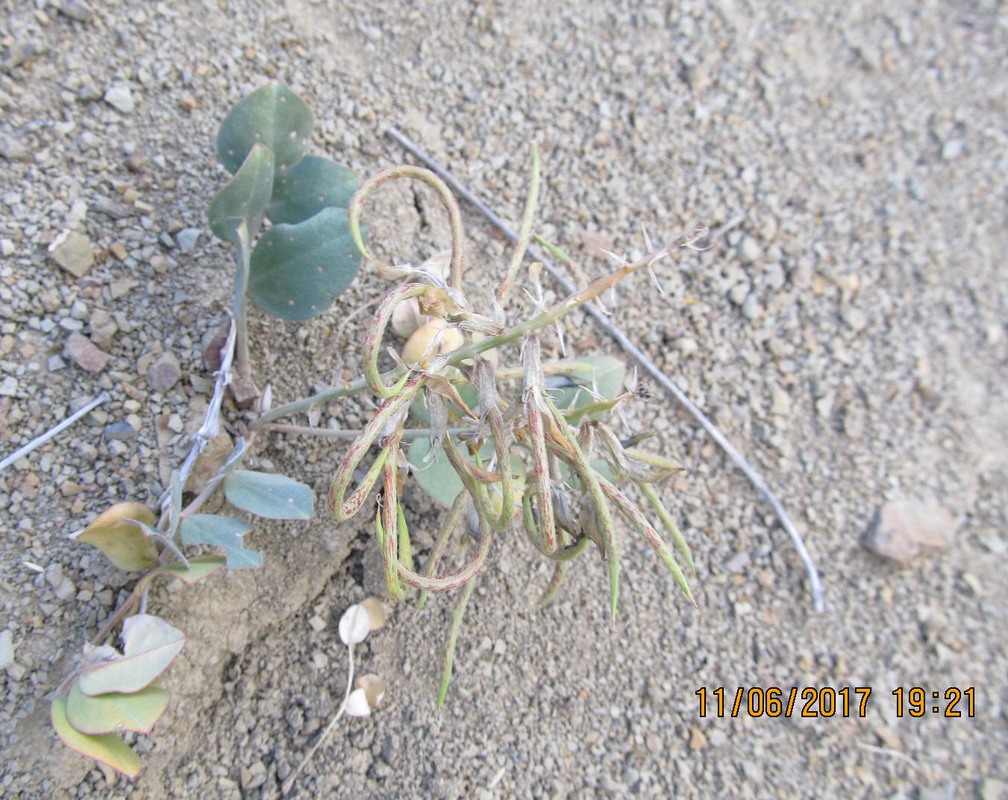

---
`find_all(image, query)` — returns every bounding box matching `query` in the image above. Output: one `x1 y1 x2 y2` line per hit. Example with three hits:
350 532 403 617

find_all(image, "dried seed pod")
344 688 372 717
338 604 370 646
354 673 388 708
360 597 388 631
390 297 427 339
401 318 464 369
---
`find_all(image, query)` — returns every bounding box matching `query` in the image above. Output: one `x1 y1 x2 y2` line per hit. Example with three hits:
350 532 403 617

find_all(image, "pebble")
48 230 95 277
103 420 137 440
239 761 267 791
0 376 17 397
63 332 109 373
861 499 958 565
176 228 201 252
148 351 182 392
0 630 13 668
55 0 94 22
88 308 119 350
841 305 868 333
941 139 964 160
737 235 762 263
104 82 135 113
0 137 32 162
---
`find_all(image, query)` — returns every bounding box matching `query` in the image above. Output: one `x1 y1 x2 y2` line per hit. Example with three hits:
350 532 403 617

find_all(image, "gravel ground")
2 1 1007 798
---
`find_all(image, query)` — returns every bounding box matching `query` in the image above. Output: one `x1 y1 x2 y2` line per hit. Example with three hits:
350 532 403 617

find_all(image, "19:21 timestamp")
892 686 975 717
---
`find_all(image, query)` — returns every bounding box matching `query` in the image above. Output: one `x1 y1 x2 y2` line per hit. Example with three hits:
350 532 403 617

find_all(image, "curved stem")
348 164 465 290
363 283 426 398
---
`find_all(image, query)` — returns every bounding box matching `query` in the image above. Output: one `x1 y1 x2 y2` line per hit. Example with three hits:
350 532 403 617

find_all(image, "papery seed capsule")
401 318 464 369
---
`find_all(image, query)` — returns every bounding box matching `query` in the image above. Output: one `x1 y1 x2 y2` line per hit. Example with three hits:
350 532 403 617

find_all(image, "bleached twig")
0 391 111 472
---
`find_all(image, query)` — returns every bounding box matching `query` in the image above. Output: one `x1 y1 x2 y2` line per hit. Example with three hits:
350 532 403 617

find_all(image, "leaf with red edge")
77 615 185 697
51 696 141 780
65 681 170 735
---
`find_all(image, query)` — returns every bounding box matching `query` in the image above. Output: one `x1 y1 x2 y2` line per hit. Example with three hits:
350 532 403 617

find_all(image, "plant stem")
385 125 825 614
281 642 357 796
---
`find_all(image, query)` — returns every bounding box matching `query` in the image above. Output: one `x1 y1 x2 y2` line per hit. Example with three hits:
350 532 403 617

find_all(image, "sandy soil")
1 1 1006 798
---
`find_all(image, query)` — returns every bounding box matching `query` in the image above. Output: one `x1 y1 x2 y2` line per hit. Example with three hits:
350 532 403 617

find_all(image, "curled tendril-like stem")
347 165 465 290
363 283 427 398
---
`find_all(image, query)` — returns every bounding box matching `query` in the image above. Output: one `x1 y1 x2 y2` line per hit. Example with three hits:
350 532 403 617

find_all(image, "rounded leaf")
209 143 276 242
51 696 141 780
77 614 185 696
248 207 362 320
65 681 170 735
73 502 159 572
217 81 312 175
268 155 359 226
338 604 370 646
223 470 314 520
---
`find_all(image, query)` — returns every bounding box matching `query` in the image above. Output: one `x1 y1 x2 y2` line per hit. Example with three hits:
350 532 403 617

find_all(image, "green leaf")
73 502 159 572
408 381 478 426
65 681 170 735
407 438 466 509
217 81 312 175
51 696 141 780
550 356 626 417
407 438 524 513
161 555 227 585
223 470 314 520
268 155 359 226
209 143 276 242
180 514 261 569
248 207 362 320
77 615 185 697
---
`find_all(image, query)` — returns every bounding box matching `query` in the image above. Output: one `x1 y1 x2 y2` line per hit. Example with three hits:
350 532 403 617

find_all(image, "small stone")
861 499 958 566
688 726 706 751
941 139 964 161
725 552 750 573
308 615 326 632
148 351 182 393
0 136 31 162
49 230 95 277
104 82 135 113
56 0 93 22
841 305 868 332
109 279 138 299
55 577 76 601
737 235 762 263
88 308 119 350
676 336 698 356
175 228 201 253
980 778 1007 800
239 762 267 791
60 480 83 497
166 413 184 433
108 242 129 261
0 630 13 668
728 282 749 306
0 376 17 397
45 563 64 590
103 420 136 440
64 332 109 372
48 355 66 371
741 292 760 320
